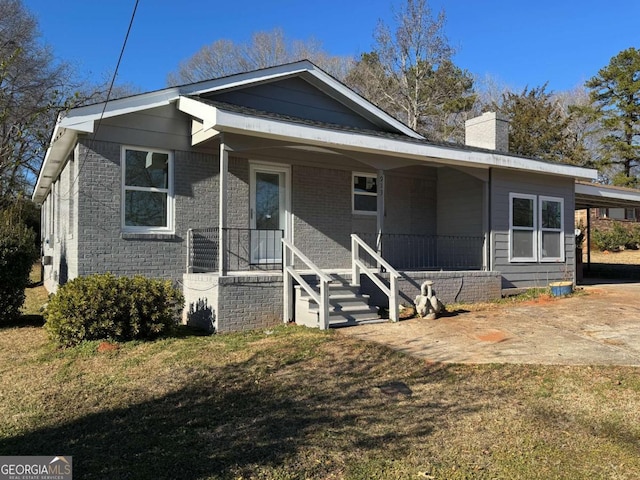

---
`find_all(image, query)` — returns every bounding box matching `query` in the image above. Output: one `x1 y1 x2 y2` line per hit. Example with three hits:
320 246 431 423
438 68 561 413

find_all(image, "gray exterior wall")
75 139 217 281
207 77 383 131
292 164 366 269
182 273 282 333
361 271 502 306
216 275 283 332
491 169 576 288
385 166 438 235
42 151 78 292
436 167 484 237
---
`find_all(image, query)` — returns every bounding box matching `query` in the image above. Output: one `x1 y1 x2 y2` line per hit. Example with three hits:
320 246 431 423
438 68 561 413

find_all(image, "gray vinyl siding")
92 104 192 152
491 169 576 288
207 77 383 131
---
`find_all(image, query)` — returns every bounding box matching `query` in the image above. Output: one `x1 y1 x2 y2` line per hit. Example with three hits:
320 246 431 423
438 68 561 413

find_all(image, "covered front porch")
186 228 486 274
179 99 500 331
183 224 500 332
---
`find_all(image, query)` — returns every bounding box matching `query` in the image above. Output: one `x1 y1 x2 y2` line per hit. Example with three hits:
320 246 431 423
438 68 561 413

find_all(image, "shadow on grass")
0 346 490 479
0 314 45 330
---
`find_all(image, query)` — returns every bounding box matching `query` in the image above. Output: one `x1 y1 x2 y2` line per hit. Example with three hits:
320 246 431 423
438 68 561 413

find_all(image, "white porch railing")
282 238 333 330
351 234 400 322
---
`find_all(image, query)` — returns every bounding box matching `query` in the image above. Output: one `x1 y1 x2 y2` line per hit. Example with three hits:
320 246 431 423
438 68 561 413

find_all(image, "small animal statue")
414 280 444 320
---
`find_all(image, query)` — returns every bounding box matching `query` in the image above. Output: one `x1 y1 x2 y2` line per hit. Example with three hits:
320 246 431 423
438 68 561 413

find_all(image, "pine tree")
585 47 640 187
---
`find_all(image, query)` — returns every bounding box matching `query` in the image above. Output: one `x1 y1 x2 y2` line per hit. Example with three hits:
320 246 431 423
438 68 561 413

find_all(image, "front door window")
251 166 287 264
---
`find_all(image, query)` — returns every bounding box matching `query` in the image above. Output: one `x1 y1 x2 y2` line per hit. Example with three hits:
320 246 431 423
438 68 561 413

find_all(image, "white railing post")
319 280 329 330
282 243 293 324
351 234 401 323
186 228 193 273
389 275 399 322
281 238 333 330
351 235 360 287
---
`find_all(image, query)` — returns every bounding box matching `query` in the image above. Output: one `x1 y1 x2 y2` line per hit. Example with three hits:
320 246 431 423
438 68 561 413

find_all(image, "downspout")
376 169 385 270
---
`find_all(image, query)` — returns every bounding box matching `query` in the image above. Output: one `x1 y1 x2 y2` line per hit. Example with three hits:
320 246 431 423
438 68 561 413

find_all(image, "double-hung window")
509 193 537 262
122 146 173 232
539 196 564 261
353 173 377 214
509 193 565 262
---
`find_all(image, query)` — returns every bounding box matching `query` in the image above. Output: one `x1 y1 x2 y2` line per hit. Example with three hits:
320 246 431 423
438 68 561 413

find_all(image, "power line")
50 0 140 204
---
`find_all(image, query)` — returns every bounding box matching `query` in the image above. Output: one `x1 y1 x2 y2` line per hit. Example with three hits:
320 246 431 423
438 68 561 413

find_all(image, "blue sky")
24 0 640 94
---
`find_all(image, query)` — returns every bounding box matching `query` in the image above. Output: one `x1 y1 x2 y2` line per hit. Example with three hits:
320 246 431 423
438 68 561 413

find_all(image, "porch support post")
218 135 229 276
482 177 490 270
586 207 591 273
376 169 385 269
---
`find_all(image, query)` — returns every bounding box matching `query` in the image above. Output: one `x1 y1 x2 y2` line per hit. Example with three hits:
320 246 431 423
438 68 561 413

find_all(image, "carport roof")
575 181 640 210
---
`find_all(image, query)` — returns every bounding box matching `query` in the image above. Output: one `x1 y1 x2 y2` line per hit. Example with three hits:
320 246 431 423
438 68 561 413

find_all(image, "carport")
575 181 640 272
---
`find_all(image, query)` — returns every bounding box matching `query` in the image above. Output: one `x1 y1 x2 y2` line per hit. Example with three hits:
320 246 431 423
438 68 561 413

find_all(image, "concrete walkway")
337 282 640 366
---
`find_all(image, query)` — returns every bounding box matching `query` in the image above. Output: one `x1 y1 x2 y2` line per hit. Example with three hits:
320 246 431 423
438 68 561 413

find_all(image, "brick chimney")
464 112 509 152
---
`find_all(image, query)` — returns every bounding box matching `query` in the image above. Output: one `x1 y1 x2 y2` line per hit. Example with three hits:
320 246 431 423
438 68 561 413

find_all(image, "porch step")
294 282 381 328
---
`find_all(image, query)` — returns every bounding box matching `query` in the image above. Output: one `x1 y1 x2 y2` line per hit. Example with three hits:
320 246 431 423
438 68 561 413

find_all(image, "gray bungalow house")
33 61 598 332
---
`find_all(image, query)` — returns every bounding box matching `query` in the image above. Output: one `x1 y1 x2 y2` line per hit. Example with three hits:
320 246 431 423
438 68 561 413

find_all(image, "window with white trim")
509 193 537 262
122 147 173 232
539 196 564 261
353 173 377 214
509 193 565 262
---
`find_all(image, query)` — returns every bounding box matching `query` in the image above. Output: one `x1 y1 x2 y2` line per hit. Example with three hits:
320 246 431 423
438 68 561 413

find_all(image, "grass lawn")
1 283 639 479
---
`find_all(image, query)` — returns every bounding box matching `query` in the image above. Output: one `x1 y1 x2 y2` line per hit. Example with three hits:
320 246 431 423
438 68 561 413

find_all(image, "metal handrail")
282 238 332 330
351 234 400 322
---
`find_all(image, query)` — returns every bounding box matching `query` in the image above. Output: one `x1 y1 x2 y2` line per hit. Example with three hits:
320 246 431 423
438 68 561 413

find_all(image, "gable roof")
33 60 598 203
33 60 423 203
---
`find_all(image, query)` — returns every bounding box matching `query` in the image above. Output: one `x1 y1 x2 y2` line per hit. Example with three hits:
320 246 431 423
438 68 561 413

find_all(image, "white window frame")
509 193 538 262
539 195 565 262
121 145 174 234
352 172 377 215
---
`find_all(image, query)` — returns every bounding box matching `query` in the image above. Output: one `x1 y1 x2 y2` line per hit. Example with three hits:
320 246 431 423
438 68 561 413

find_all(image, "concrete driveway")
337 281 640 366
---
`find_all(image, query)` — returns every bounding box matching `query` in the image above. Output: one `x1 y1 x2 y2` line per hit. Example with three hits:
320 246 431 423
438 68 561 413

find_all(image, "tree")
166 28 354 85
494 84 575 163
346 0 475 142
585 47 640 187
0 0 119 205
0 0 72 203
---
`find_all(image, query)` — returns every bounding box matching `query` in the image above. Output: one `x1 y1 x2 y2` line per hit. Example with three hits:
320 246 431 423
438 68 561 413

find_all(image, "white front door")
250 164 290 264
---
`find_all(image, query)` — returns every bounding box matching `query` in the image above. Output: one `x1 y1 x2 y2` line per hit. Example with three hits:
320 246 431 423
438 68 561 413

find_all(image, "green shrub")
0 209 38 324
45 273 184 346
592 223 634 251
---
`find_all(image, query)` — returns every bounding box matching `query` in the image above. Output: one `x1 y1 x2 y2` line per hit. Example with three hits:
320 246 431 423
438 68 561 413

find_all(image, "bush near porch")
45 273 183 346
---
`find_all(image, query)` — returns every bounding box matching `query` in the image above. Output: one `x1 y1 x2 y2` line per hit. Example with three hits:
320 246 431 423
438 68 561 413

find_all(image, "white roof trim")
54 60 421 139
179 97 597 181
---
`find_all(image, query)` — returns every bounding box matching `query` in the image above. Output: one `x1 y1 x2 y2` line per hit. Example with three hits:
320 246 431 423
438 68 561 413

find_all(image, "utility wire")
50 0 140 204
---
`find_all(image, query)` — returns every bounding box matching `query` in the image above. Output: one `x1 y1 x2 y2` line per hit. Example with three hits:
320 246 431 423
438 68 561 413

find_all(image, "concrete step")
294 282 381 328
308 303 380 322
